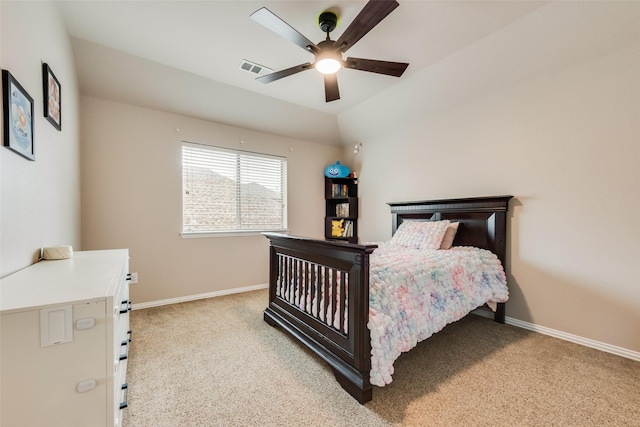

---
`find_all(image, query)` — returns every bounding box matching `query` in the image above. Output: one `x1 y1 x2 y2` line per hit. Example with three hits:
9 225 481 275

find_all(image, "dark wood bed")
263 195 512 403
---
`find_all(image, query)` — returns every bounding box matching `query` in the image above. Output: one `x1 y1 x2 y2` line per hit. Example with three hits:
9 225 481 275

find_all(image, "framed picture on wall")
42 63 61 131
2 70 35 161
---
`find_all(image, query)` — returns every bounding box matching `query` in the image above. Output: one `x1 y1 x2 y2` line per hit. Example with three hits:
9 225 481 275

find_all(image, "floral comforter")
367 242 508 386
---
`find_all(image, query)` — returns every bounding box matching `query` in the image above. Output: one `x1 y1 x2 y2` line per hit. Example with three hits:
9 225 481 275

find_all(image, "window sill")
180 229 289 239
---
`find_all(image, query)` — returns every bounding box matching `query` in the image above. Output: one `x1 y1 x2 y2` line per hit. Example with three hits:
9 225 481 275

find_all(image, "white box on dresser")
1 249 131 427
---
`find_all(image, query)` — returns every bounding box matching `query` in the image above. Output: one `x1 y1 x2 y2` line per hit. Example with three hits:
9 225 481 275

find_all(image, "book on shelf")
342 220 353 237
335 203 349 218
331 183 349 198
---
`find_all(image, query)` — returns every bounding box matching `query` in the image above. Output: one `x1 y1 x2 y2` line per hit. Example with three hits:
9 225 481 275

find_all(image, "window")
182 142 287 235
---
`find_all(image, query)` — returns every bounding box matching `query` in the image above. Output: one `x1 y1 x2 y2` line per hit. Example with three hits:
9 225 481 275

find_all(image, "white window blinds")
182 142 287 234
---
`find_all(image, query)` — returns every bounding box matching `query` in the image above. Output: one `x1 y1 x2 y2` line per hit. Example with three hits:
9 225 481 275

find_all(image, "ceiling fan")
250 0 409 103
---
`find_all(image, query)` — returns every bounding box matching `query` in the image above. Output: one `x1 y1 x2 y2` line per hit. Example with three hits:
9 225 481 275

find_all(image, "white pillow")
390 220 450 250
440 222 460 250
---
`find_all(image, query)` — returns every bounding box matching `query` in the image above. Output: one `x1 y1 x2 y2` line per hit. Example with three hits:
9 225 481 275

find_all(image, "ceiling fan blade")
324 74 340 102
256 63 313 84
250 7 318 54
333 0 399 53
345 57 409 77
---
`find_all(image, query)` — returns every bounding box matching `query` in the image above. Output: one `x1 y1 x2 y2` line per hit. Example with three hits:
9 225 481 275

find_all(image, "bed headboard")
387 196 513 266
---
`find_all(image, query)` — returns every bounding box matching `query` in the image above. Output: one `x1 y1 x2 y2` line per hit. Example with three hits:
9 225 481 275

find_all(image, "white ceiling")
58 1 550 143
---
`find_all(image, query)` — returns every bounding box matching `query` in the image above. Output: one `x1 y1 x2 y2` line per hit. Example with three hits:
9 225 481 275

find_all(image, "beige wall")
80 96 341 304
0 2 81 276
339 23 639 352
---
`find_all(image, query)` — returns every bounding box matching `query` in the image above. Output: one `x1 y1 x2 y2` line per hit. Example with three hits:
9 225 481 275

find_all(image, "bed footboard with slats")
262 233 378 403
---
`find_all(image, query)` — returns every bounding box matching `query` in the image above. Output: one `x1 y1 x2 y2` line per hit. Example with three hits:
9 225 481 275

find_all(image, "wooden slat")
286 256 292 302
312 264 319 318
323 266 330 324
308 262 312 313
339 271 346 333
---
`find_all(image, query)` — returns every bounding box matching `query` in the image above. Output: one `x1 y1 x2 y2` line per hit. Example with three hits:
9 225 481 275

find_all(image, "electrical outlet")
130 272 138 284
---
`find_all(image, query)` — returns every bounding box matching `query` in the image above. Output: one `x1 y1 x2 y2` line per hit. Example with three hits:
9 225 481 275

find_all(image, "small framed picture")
2 70 35 161
42 63 61 131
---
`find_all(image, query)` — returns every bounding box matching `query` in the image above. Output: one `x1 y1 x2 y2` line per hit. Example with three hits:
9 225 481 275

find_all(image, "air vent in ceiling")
239 60 272 77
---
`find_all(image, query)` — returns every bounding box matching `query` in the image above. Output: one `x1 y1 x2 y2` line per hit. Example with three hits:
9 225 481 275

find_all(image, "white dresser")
1 249 131 427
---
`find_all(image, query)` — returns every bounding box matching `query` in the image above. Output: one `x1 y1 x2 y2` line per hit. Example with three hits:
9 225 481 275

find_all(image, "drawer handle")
119 383 129 410
119 339 129 361
119 300 132 314
75 317 96 330
76 378 97 393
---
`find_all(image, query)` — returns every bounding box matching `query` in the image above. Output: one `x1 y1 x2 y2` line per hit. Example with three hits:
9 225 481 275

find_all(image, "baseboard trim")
505 316 640 362
471 308 640 362
131 283 269 310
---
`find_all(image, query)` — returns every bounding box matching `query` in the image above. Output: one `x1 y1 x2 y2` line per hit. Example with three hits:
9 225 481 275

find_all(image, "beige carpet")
123 289 639 427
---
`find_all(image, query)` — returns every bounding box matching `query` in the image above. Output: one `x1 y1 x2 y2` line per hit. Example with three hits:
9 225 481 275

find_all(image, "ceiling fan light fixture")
315 57 342 74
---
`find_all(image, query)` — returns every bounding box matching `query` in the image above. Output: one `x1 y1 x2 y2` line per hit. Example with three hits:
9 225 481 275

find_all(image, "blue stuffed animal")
324 161 351 178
